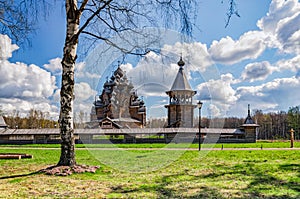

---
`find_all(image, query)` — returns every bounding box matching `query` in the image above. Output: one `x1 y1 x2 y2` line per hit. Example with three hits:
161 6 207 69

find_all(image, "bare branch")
0 0 50 44
78 0 89 14
224 0 240 28
82 30 150 56
76 0 113 38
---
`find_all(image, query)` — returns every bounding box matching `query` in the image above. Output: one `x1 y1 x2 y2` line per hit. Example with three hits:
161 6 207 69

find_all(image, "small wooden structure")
290 128 294 148
0 153 33 159
240 104 259 143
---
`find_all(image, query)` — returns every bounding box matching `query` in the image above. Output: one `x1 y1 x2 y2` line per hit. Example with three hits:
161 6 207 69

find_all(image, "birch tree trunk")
58 0 80 166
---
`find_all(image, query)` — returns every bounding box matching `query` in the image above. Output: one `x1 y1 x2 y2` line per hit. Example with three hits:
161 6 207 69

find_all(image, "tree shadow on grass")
106 162 300 198
109 183 226 199
108 172 227 199
157 174 226 198
198 162 300 198
241 163 300 199
0 169 43 180
0 164 69 180
279 163 300 178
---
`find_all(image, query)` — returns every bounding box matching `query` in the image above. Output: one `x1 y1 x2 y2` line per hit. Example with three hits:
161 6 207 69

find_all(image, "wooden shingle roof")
0 128 244 136
170 57 193 91
0 116 7 128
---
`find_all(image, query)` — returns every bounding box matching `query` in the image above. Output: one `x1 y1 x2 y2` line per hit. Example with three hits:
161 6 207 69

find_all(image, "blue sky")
1 0 300 122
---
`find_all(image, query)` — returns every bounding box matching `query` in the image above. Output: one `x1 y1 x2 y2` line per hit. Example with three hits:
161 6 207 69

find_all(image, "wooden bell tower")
165 57 197 127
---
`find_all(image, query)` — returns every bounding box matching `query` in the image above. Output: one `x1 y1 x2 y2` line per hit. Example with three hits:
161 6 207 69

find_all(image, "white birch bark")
58 0 80 166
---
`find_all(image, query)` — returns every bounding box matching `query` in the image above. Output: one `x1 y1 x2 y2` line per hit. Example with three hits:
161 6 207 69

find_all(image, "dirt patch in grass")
42 165 100 176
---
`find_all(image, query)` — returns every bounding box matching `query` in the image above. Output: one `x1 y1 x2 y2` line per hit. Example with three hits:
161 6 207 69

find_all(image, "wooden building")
0 106 259 144
89 66 146 129
240 104 259 142
165 57 197 127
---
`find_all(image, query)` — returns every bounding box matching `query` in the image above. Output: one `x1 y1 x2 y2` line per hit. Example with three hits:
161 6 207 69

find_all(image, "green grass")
209 140 300 148
0 140 299 149
0 147 299 198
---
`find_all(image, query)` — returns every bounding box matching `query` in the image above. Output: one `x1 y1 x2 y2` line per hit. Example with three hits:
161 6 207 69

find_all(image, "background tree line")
147 106 300 140
253 107 300 140
2 109 58 129
1 109 89 129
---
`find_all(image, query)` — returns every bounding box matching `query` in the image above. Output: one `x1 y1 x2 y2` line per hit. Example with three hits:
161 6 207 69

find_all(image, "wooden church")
89 66 146 129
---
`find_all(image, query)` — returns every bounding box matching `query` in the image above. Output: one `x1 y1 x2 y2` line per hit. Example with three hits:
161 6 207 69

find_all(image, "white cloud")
208 0 300 66
197 73 237 115
0 35 58 118
0 60 56 99
74 82 97 102
120 63 133 74
257 0 300 54
235 76 300 114
75 61 101 80
198 73 237 103
126 51 178 97
52 82 97 118
3 0 300 121
52 89 61 103
205 0 300 117
44 57 62 73
276 54 300 74
207 104 221 118
162 42 213 72
44 58 100 81
75 61 85 72
241 61 276 82
0 34 19 60
0 98 59 119
276 13 300 53
209 31 267 65
148 103 168 119
123 42 215 97
257 0 300 32
243 55 300 81
74 82 97 119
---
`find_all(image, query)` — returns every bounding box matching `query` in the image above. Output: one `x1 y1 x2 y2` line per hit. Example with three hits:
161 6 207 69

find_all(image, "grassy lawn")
0 140 299 149
0 145 299 198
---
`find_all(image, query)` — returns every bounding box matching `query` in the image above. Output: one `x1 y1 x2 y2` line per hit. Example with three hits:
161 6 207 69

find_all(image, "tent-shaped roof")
170 57 193 91
0 116 7 128
99 117 123 129
244 104 255 124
